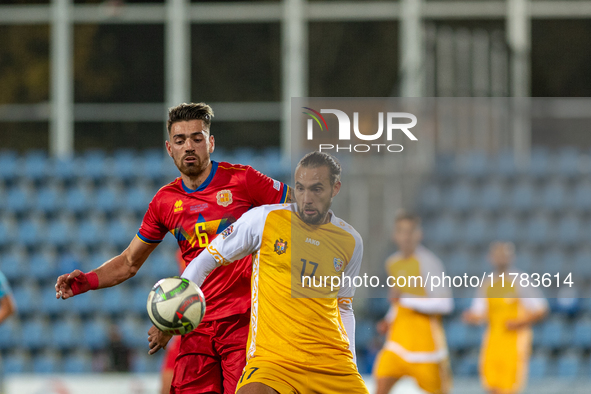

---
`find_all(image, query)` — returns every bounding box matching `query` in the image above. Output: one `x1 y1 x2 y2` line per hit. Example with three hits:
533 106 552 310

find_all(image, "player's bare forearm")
506 309 547 330
0 296 16 325
95 237 157 288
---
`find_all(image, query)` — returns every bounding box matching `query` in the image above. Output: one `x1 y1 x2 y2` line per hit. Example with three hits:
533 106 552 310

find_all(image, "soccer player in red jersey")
55 102 291 394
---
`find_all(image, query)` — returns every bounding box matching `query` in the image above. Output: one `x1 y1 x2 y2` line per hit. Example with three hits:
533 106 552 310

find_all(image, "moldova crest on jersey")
334 257 344 272
274 238 288 255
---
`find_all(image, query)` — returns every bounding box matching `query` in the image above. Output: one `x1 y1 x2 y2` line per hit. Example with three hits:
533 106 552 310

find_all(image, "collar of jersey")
181 160 218 193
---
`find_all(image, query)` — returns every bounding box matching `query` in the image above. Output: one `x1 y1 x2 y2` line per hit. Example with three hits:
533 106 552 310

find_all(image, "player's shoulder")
242 202 292 219
330 213 362 245
216 161 252 173
151 178 183 202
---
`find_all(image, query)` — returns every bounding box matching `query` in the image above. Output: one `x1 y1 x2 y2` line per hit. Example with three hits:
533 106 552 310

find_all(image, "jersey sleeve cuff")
136 232 163 244
280 185 290 203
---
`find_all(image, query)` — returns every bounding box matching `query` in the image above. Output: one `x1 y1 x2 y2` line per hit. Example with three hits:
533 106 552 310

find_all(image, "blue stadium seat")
528 148 551 178
76 217 107 247
125 187 152 214
456 151 489 179
233 148 256 167
51 319 82 350
539 248 566 277
32 351 61 374
95 187 121 214
35 186 63 215
21 318 50 351
418 185 442 214
493 149 519 178
355 320 376 351
463 215 491 247
524 214 553 246
541 181 569 212
106 220 130 248
573 249 591 279
572 318 591 349
82 318 109 351
141 149 166 181
573 182 591 212
0 249 28 282
101 286 132 315
131 351 161 373
79 151 107 181
21 150 48 182
131 286 150 316
455 352 478 376
535 317 567 350
65 184 93 215
478 180 506 212
493 215 521 244
40 286 67 316
63 351 93 374
120 317 149 348
0 222 15 249
446 182 474 213
3 351 31 374
0 150 19 181
529 351 550 379
556 352 581 378
510 182 538 213
556 216 582 247
17 218 44 248
445 320 470 351
430 215 460 247
6 186 32 215
262 148 285 178
12 285 39 317
112 149 137 181
0 319 21 351
51 157 77 182
45 218 73 248
144 249 179 280
555 147 580 178
29 251 57 282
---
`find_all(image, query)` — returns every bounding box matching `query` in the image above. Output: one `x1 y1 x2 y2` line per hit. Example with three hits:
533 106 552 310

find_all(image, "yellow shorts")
373 349 452 394
235 358 369 394
480 333 530 393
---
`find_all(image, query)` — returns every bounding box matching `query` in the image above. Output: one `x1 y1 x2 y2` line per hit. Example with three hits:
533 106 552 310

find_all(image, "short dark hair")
296 151 342 185
395 210 421 227
167 102 214 134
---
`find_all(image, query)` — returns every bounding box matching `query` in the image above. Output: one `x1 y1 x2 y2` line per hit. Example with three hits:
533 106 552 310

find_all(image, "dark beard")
298 206 329 225
175 155 209 178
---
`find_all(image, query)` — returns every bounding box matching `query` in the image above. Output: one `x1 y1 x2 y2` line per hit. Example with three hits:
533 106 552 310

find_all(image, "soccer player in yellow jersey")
463 242 548 394
373 212 454 394
182 151 369 394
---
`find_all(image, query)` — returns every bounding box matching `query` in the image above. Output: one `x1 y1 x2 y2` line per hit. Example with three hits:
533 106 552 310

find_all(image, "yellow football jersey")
205 203 363 373
470 271 548 393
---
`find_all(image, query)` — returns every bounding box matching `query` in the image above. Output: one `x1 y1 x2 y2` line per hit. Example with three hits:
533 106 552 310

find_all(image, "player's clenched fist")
55 269 99 299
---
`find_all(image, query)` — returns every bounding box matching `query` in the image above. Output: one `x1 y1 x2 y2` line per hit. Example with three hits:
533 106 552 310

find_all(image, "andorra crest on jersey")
334 257 344 272
274 238 288 255
216 189 233 207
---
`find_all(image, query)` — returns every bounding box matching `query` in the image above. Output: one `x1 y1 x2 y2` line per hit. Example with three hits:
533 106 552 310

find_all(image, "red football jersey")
137 161 289 322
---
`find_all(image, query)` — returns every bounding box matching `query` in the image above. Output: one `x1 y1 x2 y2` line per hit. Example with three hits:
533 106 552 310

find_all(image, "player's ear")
165 140 173 158
209 134 215 154
331 181 341 198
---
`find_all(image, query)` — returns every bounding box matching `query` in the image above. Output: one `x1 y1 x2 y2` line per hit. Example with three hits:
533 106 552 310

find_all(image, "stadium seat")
79 150 107 181
40 286 67 316
556 351 581 378
82 317 109 351
6 186 32 216
76 217 107 247
34 186 63 215
493 149 519 178
131 350 161 373
418 184 442 215
355 320 376 351
446 181 474 213
51 157 77 182
529 351 550 379
462 215 491 247
528 148 551 178
125 186 152 214
573 182 591 212
63 350 93 374
51 318 82 350
32 351 62 374
0 150 19 181
556 215 582 247
120 316 149 349
0 248 28 282
21 317 50 351
0 319 21 351
21 150 48 182
447 249 472 277
445 320 470 351
101 286 132 315
556 147 581 178
64 185 90 215
493 215 522 244
95 186 121 214
430 215 460 247
45 218 73 248
539 248 566 277
12 284 39 317
112 149 137 181
455 351 479 376
541 180 569 212
478 180 506 212
0 222 15 249
535 317 567 350
510 182 538 213
106 220 131 248
456 151 489 179
524 214 553 246
572 317 591 349
572 249 591 279
140 149 166 181
29 251 57 282
3 350 31 374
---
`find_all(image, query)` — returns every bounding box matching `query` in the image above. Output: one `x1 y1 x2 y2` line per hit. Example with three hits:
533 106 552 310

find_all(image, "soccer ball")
147 277 206 335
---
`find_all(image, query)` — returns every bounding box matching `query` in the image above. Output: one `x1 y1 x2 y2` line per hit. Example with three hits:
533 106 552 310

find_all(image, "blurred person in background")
106 324 131 372
373 211 453 394
0 269 16 392
56 102 291 394
463 242 548 394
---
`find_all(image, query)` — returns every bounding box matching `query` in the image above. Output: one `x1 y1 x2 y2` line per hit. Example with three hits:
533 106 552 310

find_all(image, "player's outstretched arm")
56 236 158 299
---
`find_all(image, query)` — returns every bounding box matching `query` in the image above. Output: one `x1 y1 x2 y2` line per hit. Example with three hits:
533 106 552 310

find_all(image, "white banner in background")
5 374 160 394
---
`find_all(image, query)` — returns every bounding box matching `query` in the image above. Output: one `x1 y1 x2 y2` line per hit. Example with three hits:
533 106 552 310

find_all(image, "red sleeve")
245 166 290 206
137 198 168 244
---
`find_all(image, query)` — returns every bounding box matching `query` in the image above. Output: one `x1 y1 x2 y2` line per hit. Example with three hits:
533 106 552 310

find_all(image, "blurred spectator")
106 324 130 372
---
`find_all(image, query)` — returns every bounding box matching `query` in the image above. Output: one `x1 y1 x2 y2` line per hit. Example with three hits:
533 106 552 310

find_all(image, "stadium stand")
0 147 589 377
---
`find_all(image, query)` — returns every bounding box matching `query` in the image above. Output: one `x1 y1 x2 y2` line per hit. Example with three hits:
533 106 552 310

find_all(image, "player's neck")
180 161 213 190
